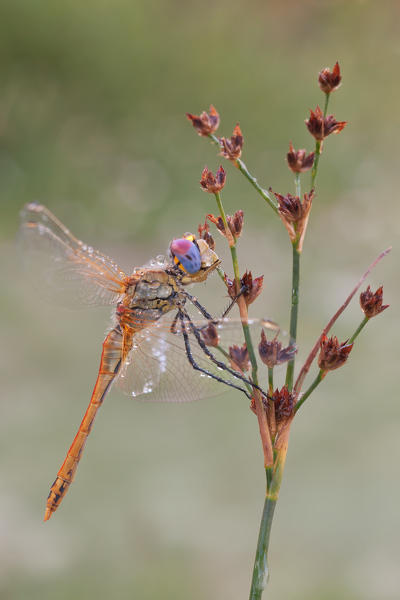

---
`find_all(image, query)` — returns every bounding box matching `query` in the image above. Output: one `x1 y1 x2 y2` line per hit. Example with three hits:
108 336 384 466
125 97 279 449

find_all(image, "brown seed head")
318 62 342 94
228 209 244 238
258 329 297 368
318 335 353 372
229 343 250 373
200 322 220 347
219 123 243 162
207 209 244 242
223 271 263 306
360 285 389 319
286 142 315 173
186 105 220 136
197 219 215 250
200 165 226 194
272 386 295 426
274 189 314 248
305 106 347 141
241 270 263 306
224 273 237 299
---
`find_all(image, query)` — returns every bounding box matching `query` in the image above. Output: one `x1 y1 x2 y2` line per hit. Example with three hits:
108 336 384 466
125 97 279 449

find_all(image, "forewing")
117 317 287 402
19 203 127 307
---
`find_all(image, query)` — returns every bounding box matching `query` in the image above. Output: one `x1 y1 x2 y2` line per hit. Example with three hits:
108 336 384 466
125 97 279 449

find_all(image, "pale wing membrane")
117 317 286 402
19 203 127 307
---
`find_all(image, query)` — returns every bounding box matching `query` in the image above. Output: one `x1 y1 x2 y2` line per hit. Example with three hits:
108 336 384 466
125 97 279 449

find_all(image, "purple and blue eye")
170 238 202 274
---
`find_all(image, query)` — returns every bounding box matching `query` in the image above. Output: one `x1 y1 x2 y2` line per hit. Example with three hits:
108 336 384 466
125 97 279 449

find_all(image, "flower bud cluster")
200 166 226 193
186 105 220 136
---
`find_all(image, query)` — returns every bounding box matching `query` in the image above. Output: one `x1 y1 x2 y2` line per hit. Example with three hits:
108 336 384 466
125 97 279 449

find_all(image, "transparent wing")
117 317 287 402
19 203 128 307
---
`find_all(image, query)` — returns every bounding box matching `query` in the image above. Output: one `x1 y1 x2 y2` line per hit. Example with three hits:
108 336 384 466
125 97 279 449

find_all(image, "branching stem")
208 133 278 214
310 92 330 189
285 242 300 390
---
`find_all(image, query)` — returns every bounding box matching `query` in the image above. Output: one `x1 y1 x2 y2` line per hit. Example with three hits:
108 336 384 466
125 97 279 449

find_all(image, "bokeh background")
1 1 399 598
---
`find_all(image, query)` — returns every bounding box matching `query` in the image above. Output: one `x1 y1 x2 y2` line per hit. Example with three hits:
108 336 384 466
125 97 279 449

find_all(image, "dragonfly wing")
117 317 287 402
19 203 127 307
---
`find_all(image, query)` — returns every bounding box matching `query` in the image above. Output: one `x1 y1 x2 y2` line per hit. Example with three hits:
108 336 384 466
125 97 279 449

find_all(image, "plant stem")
214 191 259 385
236 158 278 214
285 242 300 390
310 93 330 189
249 429 289 600
294 247 391 395
208 133 278 214
268 367 274 393
349 316 369 343
294 369 324 413
295 316 370 413
295 172 301 197
249 493 276 600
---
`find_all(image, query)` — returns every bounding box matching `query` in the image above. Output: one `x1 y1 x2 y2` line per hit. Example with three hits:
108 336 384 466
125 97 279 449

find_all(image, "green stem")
236 158 278 214
349 316 369 343
285 243 300 390
249 455 285 599
208 133 278 214
310 93 330 189
216 265 226 283
214 191 259 385
249 494 276 600
294 369 324 413
295 172 301 197
231 246 259 385
268 367 274 393
295 317 370 413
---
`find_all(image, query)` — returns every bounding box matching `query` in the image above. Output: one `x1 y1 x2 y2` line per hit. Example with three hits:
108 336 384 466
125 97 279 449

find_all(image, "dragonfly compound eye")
170 237 202 274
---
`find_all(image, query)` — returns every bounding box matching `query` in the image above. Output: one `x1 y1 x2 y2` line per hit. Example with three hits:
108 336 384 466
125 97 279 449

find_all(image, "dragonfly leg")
182 310 268 399
221 284 248 318
178 312 253 399
182 291 215 320
169 311 180 334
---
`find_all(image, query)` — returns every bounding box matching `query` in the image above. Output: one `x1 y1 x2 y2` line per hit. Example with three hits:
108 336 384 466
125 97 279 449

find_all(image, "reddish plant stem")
294 247 391 396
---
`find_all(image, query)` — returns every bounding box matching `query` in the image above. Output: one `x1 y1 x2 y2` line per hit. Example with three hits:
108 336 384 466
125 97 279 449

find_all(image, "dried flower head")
200 166 226 194
200 322 220 347
258 329 297 368
360 285 389 319
318 62 342 94
224 273 236 298
286 142 315 173
273 189 314 250
272 386 295 426
197 219 215 250
207 209 244 244
186 105 220 136
306 106 347 141
241 271 263 305
318 335 353 372
229 343 250 372
225 271 263 306
219 124 243 162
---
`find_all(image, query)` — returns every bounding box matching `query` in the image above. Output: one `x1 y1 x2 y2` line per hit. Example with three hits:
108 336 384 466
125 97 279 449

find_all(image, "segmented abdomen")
44 326 129 521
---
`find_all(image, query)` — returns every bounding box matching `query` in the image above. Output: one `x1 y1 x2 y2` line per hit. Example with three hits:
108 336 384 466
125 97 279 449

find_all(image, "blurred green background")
1 1 399 598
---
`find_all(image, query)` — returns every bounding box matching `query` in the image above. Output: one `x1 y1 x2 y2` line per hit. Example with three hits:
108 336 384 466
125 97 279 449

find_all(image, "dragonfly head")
169 234 220 284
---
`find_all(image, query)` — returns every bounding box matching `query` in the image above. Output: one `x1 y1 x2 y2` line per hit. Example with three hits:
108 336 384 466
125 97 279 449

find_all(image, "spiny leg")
182 309 268 398
221 284 248 318
182 291 215 320
178 312 252 399
169 311 180 334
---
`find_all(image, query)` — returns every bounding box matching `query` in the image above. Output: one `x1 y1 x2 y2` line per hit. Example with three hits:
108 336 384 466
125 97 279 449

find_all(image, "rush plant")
186 62 390 599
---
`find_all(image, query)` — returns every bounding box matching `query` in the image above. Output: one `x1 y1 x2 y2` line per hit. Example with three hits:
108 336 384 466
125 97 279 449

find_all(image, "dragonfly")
20 203 277 521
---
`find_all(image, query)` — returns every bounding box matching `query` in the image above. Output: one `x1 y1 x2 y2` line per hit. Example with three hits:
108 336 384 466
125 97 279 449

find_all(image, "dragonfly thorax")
118 269 184 330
